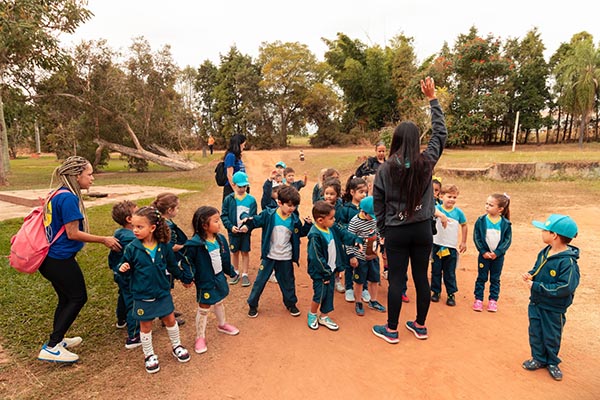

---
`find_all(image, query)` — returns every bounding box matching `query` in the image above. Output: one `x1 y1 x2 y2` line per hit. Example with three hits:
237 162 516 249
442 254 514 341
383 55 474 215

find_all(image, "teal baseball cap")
532 214 578 239
360 196 376 219
275 161 286 168
232 171 250 187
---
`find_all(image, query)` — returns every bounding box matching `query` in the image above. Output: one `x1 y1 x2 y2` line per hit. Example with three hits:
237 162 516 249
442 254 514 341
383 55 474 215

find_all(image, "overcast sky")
64 0 600 67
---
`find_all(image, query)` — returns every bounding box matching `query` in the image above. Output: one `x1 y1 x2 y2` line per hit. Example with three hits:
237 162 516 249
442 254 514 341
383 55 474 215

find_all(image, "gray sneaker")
241 275 251 287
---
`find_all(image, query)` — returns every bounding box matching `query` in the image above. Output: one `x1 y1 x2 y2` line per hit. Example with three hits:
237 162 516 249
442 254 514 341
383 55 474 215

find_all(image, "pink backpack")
9 189 69 274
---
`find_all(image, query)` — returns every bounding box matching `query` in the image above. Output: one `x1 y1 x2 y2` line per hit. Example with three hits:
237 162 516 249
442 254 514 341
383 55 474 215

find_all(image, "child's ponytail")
491 193 511 220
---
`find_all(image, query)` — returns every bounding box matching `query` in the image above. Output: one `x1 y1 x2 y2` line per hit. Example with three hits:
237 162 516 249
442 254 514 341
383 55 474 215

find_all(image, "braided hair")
48 156 91 232
135 206 171 243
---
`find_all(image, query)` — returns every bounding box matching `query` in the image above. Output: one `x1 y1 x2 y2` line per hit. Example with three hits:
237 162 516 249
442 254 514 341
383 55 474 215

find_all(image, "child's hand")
349 257 358 268
522 272 532 282
488 252 497 260
239 225 249 233
304 216 312 224
356 243 363 252
119 262 130 273
459 242 467 253
232 226 239 233
439 215 448 229
270 169 278 180
173 244 183 252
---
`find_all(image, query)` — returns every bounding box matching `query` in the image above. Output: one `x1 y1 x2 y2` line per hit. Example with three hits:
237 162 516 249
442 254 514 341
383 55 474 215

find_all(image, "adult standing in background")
207 134 215 155
371 77 447 344
222 133 247 200
37 156 121 363
355 142 387 177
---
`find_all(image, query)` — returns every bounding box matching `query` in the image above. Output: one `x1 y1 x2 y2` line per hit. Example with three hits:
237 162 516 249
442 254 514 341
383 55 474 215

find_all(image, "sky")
63 0 600 67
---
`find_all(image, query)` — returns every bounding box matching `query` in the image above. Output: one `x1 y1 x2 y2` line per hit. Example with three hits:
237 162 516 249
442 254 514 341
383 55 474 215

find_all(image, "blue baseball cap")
275 161 286 169
232 171 250 187
360 196 376 219
532 214 578 239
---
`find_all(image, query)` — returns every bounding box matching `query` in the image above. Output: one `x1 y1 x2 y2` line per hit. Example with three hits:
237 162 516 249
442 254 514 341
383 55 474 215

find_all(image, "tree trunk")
0 91 10 173
34 119 41 154
94 138 200 171
579 110 589 148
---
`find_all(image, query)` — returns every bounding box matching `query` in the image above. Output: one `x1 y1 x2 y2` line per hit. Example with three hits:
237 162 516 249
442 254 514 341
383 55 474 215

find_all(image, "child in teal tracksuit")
108 200 140 349
522 214 580 382
245 185 312 318
306 201 362 331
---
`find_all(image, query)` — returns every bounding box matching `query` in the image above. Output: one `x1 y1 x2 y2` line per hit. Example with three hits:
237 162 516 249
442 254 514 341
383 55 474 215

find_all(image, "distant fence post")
512 111 520 152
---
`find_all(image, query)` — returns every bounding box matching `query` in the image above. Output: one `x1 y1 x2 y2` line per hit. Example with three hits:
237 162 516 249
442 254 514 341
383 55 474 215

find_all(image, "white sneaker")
361 289 371 302
268 273 278 283
335 279 345 293
345 289 355 302
38 343 79 363
60 337 82 348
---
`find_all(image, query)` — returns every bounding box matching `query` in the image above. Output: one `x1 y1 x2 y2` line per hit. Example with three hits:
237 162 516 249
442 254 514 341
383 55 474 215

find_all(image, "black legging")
384 220 432 329
39 256 88 347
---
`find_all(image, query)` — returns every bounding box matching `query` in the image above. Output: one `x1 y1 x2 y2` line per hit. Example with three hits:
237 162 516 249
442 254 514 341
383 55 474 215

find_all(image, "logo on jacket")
549 270 556 277
203 292 210 300
137 308 144 316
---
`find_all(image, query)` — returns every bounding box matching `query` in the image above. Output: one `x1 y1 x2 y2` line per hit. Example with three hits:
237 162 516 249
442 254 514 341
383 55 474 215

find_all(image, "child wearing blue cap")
221 171 257 287
522 214 580 381
346 196 386 316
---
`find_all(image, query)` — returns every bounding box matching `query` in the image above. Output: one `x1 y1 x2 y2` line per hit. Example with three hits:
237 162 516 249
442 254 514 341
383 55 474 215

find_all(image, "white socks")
140 331 154 357
214 302 226 326
196 307 209 339
165 322 181 349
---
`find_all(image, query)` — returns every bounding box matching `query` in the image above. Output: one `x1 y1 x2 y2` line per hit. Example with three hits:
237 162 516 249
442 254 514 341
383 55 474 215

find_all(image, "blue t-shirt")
224 152 245 188
45 189 84 259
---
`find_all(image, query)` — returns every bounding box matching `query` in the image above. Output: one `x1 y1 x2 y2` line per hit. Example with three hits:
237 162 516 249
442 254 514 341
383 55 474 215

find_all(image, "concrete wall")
439 161 600 181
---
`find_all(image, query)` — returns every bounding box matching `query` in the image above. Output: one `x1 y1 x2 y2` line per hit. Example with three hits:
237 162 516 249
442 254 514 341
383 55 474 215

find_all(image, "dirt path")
10 148 599 400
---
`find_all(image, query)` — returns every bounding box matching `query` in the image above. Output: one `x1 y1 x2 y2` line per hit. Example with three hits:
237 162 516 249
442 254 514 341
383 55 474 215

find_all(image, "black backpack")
215 161 227 186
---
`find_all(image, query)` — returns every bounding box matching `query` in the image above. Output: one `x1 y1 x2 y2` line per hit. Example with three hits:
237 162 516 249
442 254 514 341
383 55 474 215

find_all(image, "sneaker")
171 345 190 363
547 364 563 381
307 312 319 330
401 293 410 303
268 273 278 283
473 299 483 312
287 305 301 317
405 320 428 340
487 299 498 312
248 306 258 318
344 289 355 302
60 337 82 348
372 324 399 344
368 300 386 313
382 269 388 280
335 278 345 293
217 323 240 335
229 273 240 285
38 343 79 363
446 294 456 307
431 292 440 303
116 320 127 329
355 302 365 316
361 289 371 302
241 275 251 287
145 354 160 373
174 311 183 318
318 315 339 331
125 336 142 349
194 337 207 354
522 358 546 370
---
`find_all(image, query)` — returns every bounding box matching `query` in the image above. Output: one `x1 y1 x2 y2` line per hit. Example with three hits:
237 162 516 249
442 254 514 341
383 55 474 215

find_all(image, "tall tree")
0 0 92 184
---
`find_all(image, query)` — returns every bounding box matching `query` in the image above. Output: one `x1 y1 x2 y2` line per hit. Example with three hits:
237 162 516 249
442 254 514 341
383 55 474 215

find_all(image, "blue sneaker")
368 300 386 312
372 325 399 344
355 302 365 316
307 312 318 330
405 320 428 339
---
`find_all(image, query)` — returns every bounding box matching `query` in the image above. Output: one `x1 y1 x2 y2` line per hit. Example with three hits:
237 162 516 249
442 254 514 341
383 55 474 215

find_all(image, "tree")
554 32 600 148
0 0 92 184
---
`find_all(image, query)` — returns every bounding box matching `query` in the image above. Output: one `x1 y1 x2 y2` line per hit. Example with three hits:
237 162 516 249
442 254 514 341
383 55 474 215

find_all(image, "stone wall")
438 161 600 181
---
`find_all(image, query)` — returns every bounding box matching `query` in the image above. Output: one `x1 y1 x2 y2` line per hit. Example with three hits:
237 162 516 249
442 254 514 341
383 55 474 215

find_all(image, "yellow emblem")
203 292 210 299
294 228 299 234
259 264 264 270
230 244 234 250
354 273 359 280
550 270 556 277
137 308 144 316
479 263 484 268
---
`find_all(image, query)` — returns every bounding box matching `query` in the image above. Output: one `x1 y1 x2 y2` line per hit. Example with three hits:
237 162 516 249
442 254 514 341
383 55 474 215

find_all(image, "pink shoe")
194 337 207 354
472 299 483 312
487 300 498 312
401 294 410 303
217 323 240 336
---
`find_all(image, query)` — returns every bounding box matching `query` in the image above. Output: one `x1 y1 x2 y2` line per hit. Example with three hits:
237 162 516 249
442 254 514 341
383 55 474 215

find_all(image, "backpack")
215 161 227 186
9 189 69 274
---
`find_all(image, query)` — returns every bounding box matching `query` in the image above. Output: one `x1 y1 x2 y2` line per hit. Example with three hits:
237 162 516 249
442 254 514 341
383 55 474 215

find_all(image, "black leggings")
39 256 88 347
384 220 432 329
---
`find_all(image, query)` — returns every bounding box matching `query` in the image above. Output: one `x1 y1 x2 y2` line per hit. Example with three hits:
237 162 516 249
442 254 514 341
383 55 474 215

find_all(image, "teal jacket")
528 245 580 313
108 228 136 271
245 207 312 264
307 224 362 281
473 215 512 257
221 192 258 232
181 233 236 290
335 201 360 230
120 239 193 300
166 219 188 246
